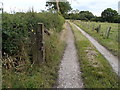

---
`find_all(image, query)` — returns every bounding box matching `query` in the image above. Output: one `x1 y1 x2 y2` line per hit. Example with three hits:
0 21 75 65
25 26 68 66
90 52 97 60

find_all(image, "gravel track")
57 23 84 88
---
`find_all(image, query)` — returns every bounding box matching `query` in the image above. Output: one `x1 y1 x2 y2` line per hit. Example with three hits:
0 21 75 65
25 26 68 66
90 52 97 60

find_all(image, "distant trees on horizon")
45 0 119 23
65 8 120 23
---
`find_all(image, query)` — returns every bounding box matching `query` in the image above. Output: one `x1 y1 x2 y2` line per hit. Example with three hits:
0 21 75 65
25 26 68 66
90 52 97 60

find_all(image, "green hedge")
2 12 65 55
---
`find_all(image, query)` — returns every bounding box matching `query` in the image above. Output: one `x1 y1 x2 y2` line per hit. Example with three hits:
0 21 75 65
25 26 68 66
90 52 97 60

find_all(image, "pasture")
74 20 119 56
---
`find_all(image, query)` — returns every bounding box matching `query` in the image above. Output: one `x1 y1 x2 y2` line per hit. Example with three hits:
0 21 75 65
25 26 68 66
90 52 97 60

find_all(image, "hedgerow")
2 12 65 55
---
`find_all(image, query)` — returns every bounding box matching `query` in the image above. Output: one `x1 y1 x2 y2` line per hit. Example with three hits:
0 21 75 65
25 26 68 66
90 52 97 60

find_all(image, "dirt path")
57 23 84 88
73 23 119 76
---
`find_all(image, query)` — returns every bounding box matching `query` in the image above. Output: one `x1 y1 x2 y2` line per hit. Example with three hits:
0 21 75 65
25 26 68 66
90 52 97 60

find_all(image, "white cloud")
70 0 119 16
1 0 47 13
0 0 119 16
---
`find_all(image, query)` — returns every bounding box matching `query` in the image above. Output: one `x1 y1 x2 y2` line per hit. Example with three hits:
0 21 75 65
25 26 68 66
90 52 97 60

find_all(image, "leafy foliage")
2 12 65 55
2 13 28 55
2 11 65 88
3 31 65 88
113 15 120 23
101 8 118 22
91 8 119 23
46 0 72 16
79 11 94 20
65 10 95 21
65 8 120 23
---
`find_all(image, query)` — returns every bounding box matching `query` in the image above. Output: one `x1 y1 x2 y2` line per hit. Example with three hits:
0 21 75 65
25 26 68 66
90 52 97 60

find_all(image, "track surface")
57 23 84 88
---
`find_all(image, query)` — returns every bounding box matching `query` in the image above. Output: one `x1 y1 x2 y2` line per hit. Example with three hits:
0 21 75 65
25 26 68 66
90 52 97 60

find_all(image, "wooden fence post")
87 22 90 29
106 27 111 39
97 24 101 33
94 24 101 33
92 24 95 31
32 23 45 65
31 29 37 64
37 23 45 64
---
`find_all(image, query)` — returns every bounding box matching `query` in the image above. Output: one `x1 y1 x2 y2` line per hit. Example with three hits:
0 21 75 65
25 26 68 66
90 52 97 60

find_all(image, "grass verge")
70 22 119 88
2 29 66 88
73 21 118 56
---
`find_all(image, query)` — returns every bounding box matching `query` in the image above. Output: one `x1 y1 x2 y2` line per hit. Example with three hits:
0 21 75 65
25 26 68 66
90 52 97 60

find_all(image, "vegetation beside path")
3 30 66 88
2 12 66 88
73 20 118 56
69 22 119 88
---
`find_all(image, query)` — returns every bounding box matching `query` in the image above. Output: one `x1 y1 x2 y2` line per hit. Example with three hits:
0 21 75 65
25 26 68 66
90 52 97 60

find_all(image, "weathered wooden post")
92 24 95 31
94 24 101 33
106 27 111 39
88 22 90 29
36 23 45 64
31 28 37 64
32 23 45 65
97 24 101 33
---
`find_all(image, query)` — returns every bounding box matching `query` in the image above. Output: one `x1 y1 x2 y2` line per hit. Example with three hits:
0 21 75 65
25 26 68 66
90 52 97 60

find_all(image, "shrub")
2 12 65 55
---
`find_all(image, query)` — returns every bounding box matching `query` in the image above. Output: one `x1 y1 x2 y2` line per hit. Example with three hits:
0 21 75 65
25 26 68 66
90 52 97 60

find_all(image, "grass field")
70 22 119 88
73 20 118 56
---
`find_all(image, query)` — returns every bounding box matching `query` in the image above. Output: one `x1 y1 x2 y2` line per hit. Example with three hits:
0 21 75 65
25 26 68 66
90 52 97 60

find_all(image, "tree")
67 9 80 20
56 0 60 12
91 16 103 22
101 8 118 22
46 0 72 16
67 13 79 20
79 11 94 20
113 15 120 23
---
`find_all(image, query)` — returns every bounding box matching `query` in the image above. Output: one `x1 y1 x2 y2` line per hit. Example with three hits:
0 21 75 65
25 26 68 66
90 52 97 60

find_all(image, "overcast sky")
0 0 119 16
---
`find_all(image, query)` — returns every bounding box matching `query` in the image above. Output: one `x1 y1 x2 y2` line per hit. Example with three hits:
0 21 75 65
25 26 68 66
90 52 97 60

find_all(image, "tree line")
46 0 120 23
65 8 120 23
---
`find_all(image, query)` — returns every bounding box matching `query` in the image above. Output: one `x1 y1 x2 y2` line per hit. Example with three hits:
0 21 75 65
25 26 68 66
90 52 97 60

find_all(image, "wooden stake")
106 27 111 39
37 23 45 64
92 24 95 31
97 24 101 33
33 23 45 65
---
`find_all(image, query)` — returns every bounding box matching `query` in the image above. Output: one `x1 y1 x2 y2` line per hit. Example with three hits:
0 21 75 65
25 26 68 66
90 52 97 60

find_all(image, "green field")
73 20 118 56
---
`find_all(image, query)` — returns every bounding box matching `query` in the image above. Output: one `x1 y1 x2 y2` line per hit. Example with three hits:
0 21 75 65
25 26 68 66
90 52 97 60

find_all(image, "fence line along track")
73 23 119 76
